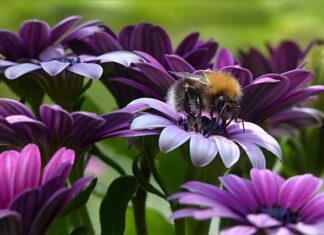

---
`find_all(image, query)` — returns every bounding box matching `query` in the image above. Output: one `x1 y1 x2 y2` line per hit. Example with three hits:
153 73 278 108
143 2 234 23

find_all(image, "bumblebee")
166 70 244 136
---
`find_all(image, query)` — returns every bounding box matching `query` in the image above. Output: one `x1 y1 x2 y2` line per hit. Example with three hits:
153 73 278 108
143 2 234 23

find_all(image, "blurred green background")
2 1 324 234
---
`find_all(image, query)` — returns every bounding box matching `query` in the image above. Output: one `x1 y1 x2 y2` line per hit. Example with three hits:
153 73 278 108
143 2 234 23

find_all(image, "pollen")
204 71 242 99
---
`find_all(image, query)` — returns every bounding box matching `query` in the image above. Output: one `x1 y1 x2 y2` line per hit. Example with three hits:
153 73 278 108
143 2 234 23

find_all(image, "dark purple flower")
128 98 281 168
0 144 92 235
169 168 324 235
0 98 149 159
238 40 321 77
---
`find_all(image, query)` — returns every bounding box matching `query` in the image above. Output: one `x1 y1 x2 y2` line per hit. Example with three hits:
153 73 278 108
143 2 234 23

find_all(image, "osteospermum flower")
0 144 92 235
0 98 150 160
169 169 324 235
238 40 321 77
128 98 281 168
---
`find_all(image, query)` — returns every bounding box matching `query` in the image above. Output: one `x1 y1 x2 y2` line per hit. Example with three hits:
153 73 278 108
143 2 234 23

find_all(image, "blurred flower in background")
0 144 92 235
0 98 148 160
170 168 324 235
128 98 281 168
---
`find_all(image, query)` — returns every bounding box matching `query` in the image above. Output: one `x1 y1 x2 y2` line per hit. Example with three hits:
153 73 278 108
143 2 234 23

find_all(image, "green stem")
69 206 95 235
132 156 150 235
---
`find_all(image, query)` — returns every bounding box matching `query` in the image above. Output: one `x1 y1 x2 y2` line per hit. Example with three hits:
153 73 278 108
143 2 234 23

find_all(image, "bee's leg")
194 96 203 132
183 83 196 130
221 118 228 137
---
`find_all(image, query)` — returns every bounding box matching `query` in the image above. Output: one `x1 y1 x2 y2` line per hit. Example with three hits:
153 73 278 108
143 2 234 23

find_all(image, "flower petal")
247 213 281 228
40 60 69 76
19 19 50 57
165 54 195 72
49 16 81 44
213 136 240 168
38 44 64 61
189 134 218 167
235 140 265 169
0 98 35 118
300 192 324 223
12 144 41 197
4 63 41 79
67 63 103 80
278 174 322 211
214 48 235 68
220 225 257 235
0 210 22 235
96 51 145 66
250 169 284 207
41 148 75 186
175 32 199 56
0 30 26 60
131 114 173 130
220 174 258 212
159 125 191 153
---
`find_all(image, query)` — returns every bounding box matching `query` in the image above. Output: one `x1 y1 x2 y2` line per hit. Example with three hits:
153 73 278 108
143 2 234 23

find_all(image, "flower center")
54 56 79 65
258 205 301 224
177 116 224 137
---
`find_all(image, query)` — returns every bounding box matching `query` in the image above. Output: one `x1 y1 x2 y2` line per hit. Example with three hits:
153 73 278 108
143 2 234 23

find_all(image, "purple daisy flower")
128 98 281 168
238 40 320 77
169 168 324 235
0 144 92 235
0 98 151 160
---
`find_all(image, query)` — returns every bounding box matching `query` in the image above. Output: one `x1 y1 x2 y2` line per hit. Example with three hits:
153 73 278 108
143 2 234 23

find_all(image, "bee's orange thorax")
204 71 242 99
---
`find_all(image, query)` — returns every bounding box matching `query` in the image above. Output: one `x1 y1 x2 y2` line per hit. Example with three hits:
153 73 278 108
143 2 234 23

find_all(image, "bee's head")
215 95 238 119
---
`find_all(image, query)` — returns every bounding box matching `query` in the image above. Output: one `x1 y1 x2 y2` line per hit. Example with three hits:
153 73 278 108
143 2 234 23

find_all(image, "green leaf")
132 154 165 198
124 208 175 235
70 227 88 235
100 176 138 235
62 178 97 217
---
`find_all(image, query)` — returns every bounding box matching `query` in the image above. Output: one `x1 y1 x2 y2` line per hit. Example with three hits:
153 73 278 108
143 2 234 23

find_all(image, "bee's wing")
169 71 210 85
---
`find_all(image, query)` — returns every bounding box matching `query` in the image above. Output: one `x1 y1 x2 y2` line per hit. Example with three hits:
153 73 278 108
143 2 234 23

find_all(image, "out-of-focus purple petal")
0 210 22 235
0 31 26 60
214 48 235 69
183 47 210 69
247 213 281 228
9 188 41 235
61 19 101 43
221 65 253 87
4 63 41 79
12 144 41 196
67 63 103 80
118 25 134 49
0 98 35 118
102 129 159 139
19 20 50 58
271 41 302 73
220 225 257 235
290 222 324 235
300 193 324 223
41 148 75 186
220 174 258 212
175 32 199 56
49 16 81 44
28 188 69 235
38 44 64 61
129 23 172 63
281 69 313 93
129 98 181 121
189 134 217 167
278 174 322 211
131 114 173 130
90 32 123 53
0 60 17 67
0 151 19 208
109 77 162 98
266 227 293 235
165 54 195 72
40 60 69 76
159 125 191 153
250 169 284 207
213 136 239 168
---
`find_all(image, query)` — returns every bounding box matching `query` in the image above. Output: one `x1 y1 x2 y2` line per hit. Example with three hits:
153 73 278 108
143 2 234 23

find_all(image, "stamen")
53 56 79 65
257 205 301 224
178 116 224 137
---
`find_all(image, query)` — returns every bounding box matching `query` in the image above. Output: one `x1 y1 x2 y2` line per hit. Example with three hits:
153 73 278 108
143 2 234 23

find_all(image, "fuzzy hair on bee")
166 70 244 135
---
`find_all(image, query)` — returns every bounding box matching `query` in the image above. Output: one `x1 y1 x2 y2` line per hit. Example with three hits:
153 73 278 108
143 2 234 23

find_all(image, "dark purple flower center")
53 56 79 65
258 205 301 224
177 116 224 137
